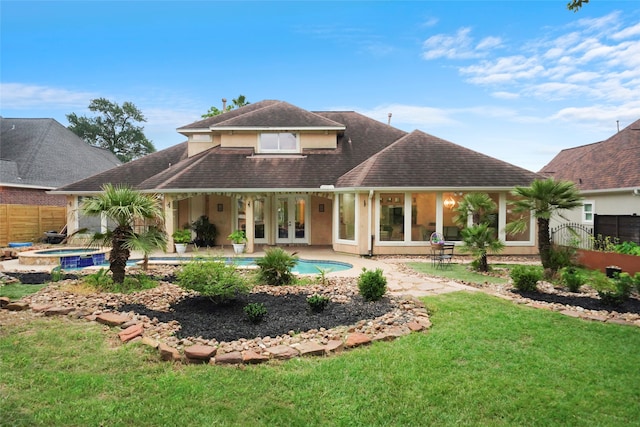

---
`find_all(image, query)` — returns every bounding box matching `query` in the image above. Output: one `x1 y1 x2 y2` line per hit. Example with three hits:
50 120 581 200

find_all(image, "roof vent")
387 113 392 126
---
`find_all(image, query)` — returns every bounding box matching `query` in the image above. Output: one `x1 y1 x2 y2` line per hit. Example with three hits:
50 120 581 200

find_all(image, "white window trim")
582 200 595 224
336 193 358 244
258 132 300 154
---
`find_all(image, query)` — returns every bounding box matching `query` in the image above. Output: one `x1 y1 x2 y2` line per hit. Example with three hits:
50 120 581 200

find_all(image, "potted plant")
228 229 246 254
172 229 192 254
191 215 217 247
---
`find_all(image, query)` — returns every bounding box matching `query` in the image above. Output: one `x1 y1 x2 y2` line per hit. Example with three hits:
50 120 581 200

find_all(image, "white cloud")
359 103 457 128
491 91 520 100
0 83 95 109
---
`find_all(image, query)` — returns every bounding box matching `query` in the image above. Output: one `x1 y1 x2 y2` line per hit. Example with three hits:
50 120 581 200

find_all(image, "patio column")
245 196 255 253
164 195 176 250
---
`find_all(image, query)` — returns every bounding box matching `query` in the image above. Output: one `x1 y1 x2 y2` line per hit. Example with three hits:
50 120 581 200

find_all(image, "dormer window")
259 132 298 153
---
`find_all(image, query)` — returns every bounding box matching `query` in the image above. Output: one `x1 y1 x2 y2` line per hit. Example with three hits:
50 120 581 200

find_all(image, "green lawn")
1 291 639 426
406 261 510 284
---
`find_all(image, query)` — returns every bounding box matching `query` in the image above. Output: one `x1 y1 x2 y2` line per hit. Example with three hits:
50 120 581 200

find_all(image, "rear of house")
52 100 542 256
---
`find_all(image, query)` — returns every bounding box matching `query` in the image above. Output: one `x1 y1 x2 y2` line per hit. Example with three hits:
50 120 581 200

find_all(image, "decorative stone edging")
0 282 432 366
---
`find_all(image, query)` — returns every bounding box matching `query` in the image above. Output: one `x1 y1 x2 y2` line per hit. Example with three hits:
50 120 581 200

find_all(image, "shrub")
560 266 585 293
83 268 158 293
307 294 330 312
549 245 575 270
634 272 640 294
358 268 387 301
510 265 542 292
590 271 632 306
244 302 267 323
176 259 249 303
255 247 299 286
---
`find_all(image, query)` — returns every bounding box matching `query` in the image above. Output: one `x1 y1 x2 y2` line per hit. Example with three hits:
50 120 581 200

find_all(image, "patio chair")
430 242 455 269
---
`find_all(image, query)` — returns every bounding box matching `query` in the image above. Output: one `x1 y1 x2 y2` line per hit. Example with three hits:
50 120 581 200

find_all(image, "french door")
275 195 308 244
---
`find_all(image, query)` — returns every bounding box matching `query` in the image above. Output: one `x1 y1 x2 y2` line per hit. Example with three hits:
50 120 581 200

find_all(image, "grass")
406 261 509 285
0 283 47 300
2 291 639 426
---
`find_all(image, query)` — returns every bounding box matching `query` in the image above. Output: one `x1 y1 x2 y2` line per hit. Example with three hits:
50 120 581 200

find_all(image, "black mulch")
512 290 640 314
4 272 78 284
119 293 394 343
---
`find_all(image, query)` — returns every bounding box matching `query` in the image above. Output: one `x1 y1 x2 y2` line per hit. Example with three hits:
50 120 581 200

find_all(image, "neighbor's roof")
0 118 121 189
53 101 540 194
539 118 640 191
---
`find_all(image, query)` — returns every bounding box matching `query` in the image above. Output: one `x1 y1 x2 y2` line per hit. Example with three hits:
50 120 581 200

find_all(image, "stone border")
0 281 432 366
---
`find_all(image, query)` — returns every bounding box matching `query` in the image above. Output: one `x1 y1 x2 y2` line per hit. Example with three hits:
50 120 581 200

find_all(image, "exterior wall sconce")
443 197 456 209
319 204 325 212
217 203 224 212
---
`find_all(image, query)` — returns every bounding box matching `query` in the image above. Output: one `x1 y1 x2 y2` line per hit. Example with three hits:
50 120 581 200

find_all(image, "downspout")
367 190 374 257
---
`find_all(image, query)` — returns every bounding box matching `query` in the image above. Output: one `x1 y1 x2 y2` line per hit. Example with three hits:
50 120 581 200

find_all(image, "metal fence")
550 222 594 249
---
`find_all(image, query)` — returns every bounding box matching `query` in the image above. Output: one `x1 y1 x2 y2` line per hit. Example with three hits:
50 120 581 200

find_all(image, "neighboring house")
52 100 541 256
0 117 121 245
539 118 640 235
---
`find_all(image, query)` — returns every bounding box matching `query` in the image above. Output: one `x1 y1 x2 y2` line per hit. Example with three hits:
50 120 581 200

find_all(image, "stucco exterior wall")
310 195 332 245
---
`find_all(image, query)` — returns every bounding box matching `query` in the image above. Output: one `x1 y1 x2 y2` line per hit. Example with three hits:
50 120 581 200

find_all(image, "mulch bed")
119 293 394 343
512 289 640 314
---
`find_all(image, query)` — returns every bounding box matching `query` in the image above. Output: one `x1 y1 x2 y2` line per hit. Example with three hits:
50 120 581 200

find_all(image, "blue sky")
2 1 639 172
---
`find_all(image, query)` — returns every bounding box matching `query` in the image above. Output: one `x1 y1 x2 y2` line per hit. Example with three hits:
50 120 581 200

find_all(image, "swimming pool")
126 257 353 274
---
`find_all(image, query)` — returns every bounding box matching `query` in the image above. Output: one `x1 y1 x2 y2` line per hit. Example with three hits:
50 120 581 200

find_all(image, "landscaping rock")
214 351 243 365
118 324 144 342
158 343 181 362
184 344 217 360
96 312 129 326
5 302 29 311
266 345 300 360
296 341 326 357
242 350 269 364
44 307 74 316
344 333 371 348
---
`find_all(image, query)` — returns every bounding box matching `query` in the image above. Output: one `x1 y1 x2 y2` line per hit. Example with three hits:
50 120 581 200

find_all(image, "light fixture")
443 197 456 209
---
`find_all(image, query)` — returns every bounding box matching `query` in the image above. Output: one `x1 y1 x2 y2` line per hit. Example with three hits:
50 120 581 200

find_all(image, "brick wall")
0 187 66 207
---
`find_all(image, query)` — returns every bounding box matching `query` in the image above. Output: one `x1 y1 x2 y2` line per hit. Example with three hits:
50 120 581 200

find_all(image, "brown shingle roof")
337 130 540 188
539 119 640 190
177 100 344 131
53 100 542 194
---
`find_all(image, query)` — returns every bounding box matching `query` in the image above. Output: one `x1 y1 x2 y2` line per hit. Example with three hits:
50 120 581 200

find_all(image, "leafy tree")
567 0 589 12
81 184 166 283
506 178 583 272
67 98 156 162
201 95 250 118
454 193 503 272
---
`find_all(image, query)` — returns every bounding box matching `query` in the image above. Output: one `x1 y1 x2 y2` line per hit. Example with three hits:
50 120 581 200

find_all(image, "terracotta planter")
576 249 640 275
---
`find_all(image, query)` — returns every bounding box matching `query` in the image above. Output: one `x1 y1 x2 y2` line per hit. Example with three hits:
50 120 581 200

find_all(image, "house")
539 118 640 242
51 100 541 256
0 117 121 245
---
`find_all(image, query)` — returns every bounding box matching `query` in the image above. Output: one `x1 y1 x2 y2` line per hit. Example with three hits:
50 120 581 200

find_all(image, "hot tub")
18 247 110 268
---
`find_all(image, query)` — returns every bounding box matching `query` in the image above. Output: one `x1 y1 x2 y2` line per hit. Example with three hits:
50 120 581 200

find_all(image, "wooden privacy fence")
594 214 640 245
0 204 66 246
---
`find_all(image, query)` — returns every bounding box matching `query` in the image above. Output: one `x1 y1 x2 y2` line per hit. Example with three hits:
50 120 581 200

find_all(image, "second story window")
260 132 298 153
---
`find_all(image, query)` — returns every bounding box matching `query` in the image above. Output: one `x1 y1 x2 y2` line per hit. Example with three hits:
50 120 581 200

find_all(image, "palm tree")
454 193 497 227
507 178 583 271
81 184 166 283
454 193 503 272
460 223 505 272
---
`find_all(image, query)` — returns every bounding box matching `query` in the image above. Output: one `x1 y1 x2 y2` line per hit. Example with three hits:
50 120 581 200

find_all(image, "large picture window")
338 193 356 240
379 193 405 241
260 132 298 153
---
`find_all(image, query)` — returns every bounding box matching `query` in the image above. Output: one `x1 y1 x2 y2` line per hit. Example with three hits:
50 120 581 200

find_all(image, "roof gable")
539 119 640 190
177 100 345 132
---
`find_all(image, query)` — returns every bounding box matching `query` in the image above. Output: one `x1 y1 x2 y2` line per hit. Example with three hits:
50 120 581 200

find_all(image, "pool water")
118 257 352 274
